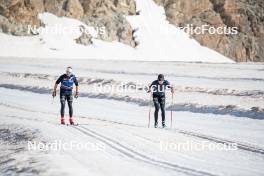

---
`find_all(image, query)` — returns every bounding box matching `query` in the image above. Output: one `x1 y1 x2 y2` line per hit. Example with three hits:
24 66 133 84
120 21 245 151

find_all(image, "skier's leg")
66 94 74 124
60 94 66 117
160 97 166 127
66 94 73 117
153 97 160 127
60 94 66 124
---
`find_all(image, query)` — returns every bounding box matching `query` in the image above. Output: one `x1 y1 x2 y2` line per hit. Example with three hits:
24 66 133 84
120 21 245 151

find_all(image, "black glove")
74 92 79 98
52 91 56 97
171 88 175 94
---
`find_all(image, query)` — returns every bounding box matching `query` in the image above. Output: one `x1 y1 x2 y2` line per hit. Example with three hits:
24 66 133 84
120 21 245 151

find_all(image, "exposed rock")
154 0 264 62
65 0 84 19
79 0 136 16
1 0 43 25
0 15 9 33
43 0 83 19
75 25 93 45
0 0 44 35
113 0 136 15
0 0 136 46
79 0 136 46
43 0 67 17
82 13 135 47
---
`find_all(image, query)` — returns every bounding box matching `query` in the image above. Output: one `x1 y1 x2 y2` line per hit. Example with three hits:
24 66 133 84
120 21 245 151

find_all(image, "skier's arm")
147 82 154 93
166 81 175 94
74 77 79 98
147 85 151 93
75 85 79 94
52 76 62 97
53 83 58 91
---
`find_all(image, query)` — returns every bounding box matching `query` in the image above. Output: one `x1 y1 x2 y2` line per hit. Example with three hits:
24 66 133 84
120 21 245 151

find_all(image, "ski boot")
154 122 158 128
61 117 65 125
69 117 74 125
162 122 166 128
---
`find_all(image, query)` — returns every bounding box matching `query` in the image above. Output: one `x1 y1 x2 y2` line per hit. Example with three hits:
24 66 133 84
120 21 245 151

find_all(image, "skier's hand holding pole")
52 91 56 98
51 84 58 105
74 86 79 99
52 84 58 98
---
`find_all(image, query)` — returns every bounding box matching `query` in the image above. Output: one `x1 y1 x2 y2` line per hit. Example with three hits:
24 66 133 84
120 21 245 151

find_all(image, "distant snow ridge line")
80 68 264 82
1 72 122 86
169 104 264 120
0 124 46 175
1 72 264 98
0 84 264 119
180 86 264 98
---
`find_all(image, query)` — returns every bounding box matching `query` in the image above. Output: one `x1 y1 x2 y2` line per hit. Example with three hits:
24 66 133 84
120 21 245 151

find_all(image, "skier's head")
158 74 164 84
66 66 73 76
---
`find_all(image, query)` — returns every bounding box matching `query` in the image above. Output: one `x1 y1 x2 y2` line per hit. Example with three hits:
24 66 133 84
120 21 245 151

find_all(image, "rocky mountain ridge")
0 0 263 62
154 0 264 62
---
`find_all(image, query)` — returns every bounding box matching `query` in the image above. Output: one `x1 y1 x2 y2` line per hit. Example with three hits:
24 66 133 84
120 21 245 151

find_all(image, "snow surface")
0 58 263 176
0 0 234 63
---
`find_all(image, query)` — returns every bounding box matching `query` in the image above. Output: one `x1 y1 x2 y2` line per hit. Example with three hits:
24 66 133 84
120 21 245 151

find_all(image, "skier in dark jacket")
148 74 174 128
52 67 79 125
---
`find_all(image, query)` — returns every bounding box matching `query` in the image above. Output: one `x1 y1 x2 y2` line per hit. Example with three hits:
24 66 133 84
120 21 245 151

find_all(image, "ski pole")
170 93 174 128
148 93 152 128
52 97 54 104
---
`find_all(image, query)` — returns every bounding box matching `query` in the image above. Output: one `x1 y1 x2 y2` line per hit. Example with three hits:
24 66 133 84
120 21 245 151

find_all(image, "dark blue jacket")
56 74 78 94
150 80 171 97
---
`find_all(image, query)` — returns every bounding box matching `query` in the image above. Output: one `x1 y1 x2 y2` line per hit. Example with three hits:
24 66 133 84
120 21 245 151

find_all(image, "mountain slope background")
0 0 263 62
154 0 264 62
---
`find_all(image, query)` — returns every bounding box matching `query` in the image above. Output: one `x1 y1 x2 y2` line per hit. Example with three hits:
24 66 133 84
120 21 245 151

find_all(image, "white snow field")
0 58 263 176
0 0 234 63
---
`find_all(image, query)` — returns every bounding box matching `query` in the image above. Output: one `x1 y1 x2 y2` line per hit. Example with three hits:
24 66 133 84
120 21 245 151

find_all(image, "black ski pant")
60 92 73 118
153 95 166 124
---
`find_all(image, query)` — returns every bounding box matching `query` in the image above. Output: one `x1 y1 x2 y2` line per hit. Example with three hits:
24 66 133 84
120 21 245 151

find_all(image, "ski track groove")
78 116 264 156
73 126 217 176
167 129 264 156
73 116 264 156
1 102 264 156
4 112 207 175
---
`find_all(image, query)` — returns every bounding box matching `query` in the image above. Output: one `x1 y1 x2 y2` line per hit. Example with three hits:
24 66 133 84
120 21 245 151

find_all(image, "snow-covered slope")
0 58 263 175
127 0 233 63
0 0 234 63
